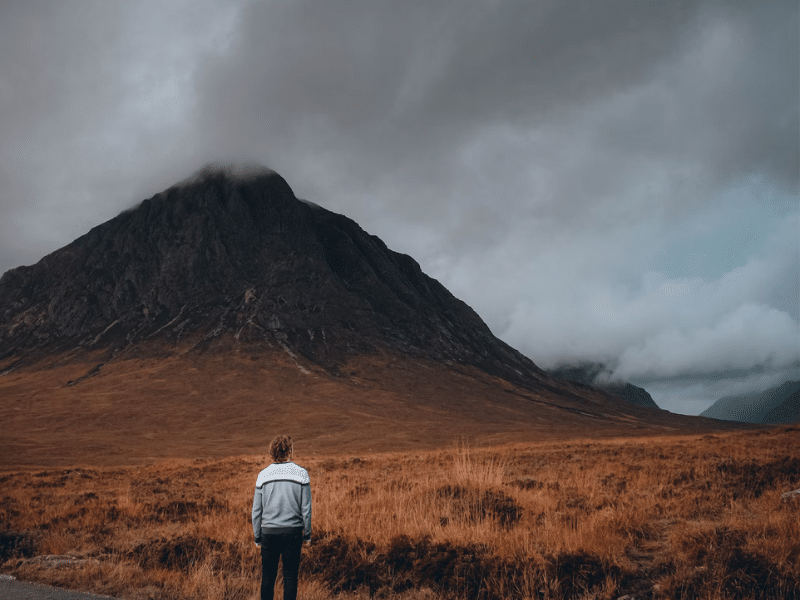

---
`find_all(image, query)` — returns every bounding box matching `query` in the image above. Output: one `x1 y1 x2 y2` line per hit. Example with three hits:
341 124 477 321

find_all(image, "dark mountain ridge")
701 380 800 424
547 362 660 409
0 165 546 390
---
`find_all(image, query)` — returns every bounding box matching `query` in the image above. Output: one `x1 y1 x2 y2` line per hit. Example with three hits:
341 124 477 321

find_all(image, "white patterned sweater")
251 462 312 541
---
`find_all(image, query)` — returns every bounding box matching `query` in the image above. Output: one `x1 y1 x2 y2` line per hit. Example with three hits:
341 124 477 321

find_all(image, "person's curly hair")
269 435 293 462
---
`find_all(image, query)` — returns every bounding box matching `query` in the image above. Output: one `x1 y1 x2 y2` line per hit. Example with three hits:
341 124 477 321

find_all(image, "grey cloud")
189 0 797 255
195 1 699 155
0 0 236 271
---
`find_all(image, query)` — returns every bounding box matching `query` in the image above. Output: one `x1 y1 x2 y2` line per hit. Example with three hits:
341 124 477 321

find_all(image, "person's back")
252 436 312 600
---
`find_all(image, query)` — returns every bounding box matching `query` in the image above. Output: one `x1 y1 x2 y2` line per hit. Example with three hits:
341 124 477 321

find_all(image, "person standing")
252 435 312 600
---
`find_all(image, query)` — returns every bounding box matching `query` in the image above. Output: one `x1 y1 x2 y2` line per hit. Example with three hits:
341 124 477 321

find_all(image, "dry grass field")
0 351 747 470
1 427 798 600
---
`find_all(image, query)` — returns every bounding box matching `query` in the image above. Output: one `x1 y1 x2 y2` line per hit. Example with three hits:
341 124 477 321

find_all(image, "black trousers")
260 530 303 600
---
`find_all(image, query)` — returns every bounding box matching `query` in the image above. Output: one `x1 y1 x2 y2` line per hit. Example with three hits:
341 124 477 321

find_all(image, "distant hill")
700 381 800 424
547 362 660 409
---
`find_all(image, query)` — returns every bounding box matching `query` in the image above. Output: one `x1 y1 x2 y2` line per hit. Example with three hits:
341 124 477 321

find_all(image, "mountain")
0 165 746 467
761 386 800 423
0 165 543 388
547 362 660 409
701 381 800 424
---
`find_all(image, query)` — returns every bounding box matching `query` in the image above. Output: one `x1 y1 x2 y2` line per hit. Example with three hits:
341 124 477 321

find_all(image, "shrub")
435 485 522 529
0 530 38 561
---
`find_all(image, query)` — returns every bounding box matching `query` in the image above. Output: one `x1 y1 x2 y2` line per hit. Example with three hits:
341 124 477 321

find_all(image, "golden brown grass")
0 351 747 470
1 427 798 599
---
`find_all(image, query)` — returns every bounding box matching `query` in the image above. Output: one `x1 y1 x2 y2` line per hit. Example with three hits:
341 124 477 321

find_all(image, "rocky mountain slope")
0 165 546 389
0 165 747 466
701 380 800 424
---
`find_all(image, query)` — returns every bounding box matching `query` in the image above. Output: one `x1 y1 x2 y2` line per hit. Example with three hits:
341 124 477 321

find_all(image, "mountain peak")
138 162 301 228
180 162 279 184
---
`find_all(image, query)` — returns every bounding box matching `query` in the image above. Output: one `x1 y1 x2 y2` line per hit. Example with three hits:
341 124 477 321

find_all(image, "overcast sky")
1 0 797 414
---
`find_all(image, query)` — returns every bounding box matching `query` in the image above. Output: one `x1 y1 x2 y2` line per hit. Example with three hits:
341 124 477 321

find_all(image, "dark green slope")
701 381 800 424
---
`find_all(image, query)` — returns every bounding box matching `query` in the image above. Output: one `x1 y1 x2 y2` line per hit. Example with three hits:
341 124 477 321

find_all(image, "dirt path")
619 518 673 597
0 575 120 600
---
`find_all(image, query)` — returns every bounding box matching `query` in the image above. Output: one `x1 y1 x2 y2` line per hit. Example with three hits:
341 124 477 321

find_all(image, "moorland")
2 427 798 600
